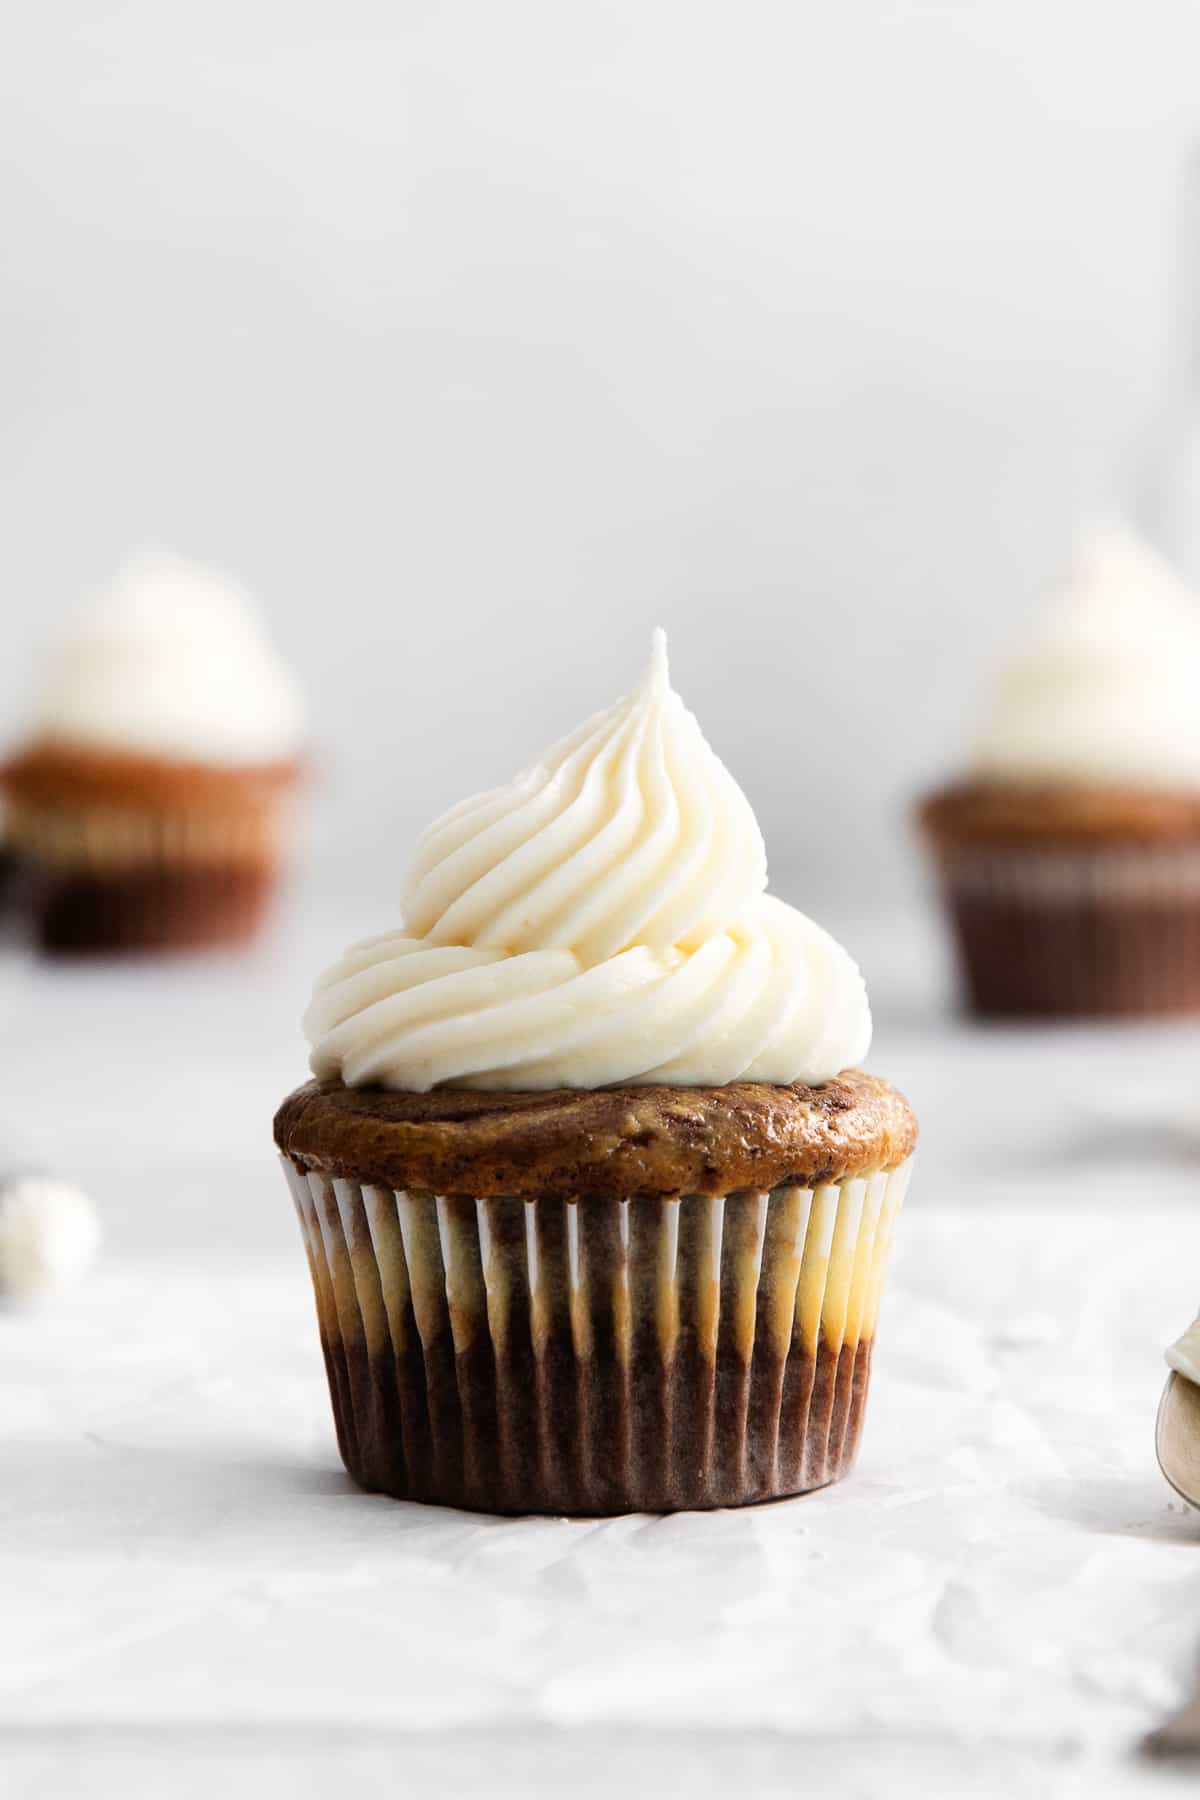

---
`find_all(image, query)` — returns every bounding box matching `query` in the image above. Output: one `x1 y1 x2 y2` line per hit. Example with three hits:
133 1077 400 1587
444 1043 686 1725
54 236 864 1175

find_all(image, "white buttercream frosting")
34 552 306 765
973 525 1200 790
0 1175 101 1301
1167 1317 1200 1387
306 632 872 1091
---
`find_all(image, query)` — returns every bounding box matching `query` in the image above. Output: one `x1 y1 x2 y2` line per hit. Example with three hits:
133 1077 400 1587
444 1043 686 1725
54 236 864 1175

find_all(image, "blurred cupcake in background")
920 525 1200 1018
2 552 307 955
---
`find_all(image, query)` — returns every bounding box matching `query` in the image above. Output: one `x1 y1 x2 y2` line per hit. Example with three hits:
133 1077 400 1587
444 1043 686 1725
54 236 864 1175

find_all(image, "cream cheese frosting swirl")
974 525 1200 790
35 551 306 766
307 633 871 1092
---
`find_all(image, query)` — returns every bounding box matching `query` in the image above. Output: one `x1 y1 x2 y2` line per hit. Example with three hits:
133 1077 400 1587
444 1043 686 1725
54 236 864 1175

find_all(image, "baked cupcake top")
275 1070 916 1199
27 551 305 768
303 632 872 1093
972 525 1200 792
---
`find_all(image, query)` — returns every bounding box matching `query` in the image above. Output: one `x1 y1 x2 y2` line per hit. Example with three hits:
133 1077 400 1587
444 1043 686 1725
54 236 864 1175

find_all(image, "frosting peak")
34 551 306 766
973 525 1200 790
307 635 871 1093
643 623 670 696
401 626 767 966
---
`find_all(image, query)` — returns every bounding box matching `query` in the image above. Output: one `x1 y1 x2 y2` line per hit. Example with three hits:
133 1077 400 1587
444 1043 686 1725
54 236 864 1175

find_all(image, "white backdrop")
3 0 1198 925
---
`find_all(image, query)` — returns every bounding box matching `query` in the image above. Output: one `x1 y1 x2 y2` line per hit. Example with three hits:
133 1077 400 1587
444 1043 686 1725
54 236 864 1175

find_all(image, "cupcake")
275 633 917 1514
920 526 1200 1019
2 552 306 955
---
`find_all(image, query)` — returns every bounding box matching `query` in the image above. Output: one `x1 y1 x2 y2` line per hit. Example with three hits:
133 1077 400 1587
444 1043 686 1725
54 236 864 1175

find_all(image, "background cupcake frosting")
34 551 307 766
973 525 1200 790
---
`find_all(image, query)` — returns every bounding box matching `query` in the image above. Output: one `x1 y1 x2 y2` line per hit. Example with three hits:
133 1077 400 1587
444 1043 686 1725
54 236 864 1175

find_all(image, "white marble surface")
3 900 1200 1799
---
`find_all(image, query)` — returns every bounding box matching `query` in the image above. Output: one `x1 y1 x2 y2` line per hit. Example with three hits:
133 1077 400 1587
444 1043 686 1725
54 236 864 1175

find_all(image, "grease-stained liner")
930 843 1200 1019
6 797 292 955
282 1156 911 1515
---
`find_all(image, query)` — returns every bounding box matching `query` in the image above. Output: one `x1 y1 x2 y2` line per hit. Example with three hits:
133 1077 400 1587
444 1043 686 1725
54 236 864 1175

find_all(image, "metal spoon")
1156 1367 1200 1509
1145 1322 1200 1757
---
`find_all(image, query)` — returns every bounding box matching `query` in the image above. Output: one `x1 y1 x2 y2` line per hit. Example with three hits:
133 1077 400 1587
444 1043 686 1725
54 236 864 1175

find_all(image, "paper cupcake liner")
282 1155 911 1515
34 861 280 955
0 841 32 925
6 793 292 872
6 794 295 954
933 844 1200 1018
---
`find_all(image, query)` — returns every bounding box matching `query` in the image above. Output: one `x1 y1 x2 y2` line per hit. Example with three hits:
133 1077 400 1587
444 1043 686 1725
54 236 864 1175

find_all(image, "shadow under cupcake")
275 632 917 1515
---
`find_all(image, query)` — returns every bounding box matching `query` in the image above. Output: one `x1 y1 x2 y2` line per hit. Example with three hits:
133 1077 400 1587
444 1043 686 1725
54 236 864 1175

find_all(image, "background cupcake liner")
34 863 279 954
7 795 295 953
932 843 1200 1018
283 1155 912 1515
6 794 292 871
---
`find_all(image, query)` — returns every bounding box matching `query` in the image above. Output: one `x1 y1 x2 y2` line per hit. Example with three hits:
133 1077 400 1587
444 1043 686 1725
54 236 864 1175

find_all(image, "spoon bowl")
1156 1371 1200 1508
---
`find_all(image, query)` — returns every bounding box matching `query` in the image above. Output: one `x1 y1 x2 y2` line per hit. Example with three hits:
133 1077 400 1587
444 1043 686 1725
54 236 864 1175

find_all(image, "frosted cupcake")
2 553 306 954
920 526 1200 1017
275 634 917 1514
